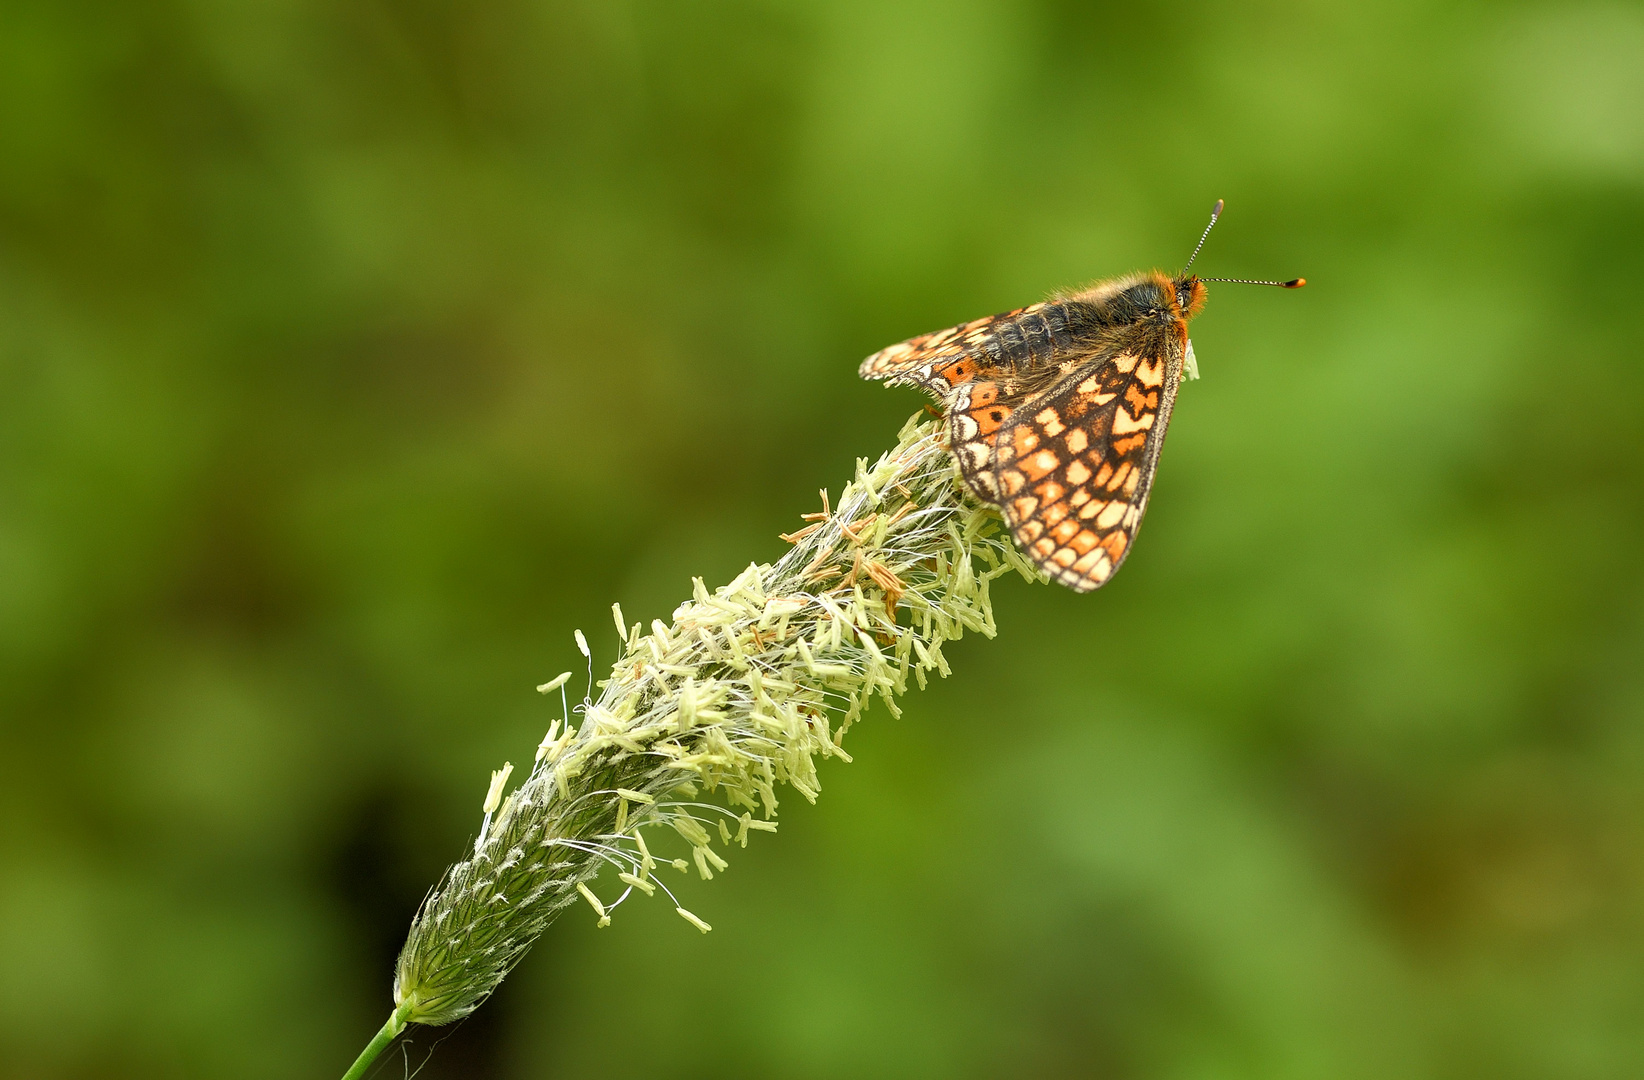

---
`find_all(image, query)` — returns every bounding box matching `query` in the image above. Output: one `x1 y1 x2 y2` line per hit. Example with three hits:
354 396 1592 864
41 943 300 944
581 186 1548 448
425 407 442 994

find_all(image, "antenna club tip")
1211 198 1224 217
1283 278 1306 288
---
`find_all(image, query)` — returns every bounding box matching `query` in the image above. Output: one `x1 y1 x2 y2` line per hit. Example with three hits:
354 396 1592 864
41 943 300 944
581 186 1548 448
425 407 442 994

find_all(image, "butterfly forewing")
991 344 1182 592
857 309 1018 392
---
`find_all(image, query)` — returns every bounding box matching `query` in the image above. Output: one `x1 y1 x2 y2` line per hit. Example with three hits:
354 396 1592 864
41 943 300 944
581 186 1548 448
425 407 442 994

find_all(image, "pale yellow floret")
483 763 514 814
677 676 698 731
536 671 573 694
575 881 605 918
618 872 655 896
676 907 712 933
534 721 561 762
672 816 711 845
634 829 655 871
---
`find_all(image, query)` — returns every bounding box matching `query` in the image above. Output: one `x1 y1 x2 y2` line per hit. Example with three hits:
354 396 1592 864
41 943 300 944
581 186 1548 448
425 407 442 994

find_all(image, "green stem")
340 1002 413 1080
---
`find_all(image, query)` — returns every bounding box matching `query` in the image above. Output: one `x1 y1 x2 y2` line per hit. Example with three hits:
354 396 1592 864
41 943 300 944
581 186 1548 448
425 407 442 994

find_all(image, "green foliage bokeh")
3 1 1643 1077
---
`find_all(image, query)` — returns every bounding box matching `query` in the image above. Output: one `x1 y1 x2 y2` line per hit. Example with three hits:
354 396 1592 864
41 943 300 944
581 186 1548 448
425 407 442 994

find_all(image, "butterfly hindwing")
947 378 1018 505
990 342 1182 592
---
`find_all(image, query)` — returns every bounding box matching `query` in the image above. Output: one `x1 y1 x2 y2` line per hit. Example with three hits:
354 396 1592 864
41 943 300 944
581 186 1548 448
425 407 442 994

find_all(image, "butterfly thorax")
1061 270 1205 343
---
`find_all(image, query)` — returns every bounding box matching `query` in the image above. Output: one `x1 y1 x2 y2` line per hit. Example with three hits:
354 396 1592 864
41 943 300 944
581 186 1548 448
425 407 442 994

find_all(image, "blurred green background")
3 0 1643 1077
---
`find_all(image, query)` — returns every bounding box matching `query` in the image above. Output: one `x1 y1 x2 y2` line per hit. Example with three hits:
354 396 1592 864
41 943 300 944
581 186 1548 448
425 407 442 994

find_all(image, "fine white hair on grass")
369 415 1042 1054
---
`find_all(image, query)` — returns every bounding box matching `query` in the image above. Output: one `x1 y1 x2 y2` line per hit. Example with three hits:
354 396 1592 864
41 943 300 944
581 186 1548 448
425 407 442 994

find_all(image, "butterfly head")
1086 271 1207 324
1173 275 1208 318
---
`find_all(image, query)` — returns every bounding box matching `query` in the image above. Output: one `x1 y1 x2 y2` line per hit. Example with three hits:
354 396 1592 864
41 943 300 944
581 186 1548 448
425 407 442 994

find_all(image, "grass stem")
340 1001 413 1080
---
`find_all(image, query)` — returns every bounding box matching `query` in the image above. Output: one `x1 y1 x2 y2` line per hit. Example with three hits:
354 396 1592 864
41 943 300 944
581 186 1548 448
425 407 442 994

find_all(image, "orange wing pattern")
857 306 1034 393
991 347 1180 591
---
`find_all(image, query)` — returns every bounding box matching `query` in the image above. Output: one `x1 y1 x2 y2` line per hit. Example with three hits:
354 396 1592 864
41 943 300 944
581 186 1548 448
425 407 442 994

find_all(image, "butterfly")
859 200 1302 591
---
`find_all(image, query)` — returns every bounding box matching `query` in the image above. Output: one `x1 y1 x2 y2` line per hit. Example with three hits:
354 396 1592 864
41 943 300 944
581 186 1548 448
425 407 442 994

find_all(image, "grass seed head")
390 417 1024 1026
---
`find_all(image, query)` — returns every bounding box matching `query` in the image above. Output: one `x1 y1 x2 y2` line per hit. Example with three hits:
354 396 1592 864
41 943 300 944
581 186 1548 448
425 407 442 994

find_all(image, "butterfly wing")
857 306 1037 394
990 343 1183 591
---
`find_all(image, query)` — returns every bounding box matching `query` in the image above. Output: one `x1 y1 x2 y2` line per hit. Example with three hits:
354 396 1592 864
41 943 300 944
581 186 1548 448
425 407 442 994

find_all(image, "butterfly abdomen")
970 303 1092 372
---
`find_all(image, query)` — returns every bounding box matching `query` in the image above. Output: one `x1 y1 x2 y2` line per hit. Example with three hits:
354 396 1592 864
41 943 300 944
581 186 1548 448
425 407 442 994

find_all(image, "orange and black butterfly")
860 200 1302 591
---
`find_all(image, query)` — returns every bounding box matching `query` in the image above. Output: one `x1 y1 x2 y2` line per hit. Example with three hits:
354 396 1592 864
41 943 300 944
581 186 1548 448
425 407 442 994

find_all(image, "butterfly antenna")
1181 198 1223 274
1199 276 1307 288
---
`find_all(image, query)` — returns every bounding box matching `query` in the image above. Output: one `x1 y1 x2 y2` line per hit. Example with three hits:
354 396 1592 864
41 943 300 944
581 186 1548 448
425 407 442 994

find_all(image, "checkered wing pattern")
857 306 1035 393
946 377 1020 506
990 348 1180 591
